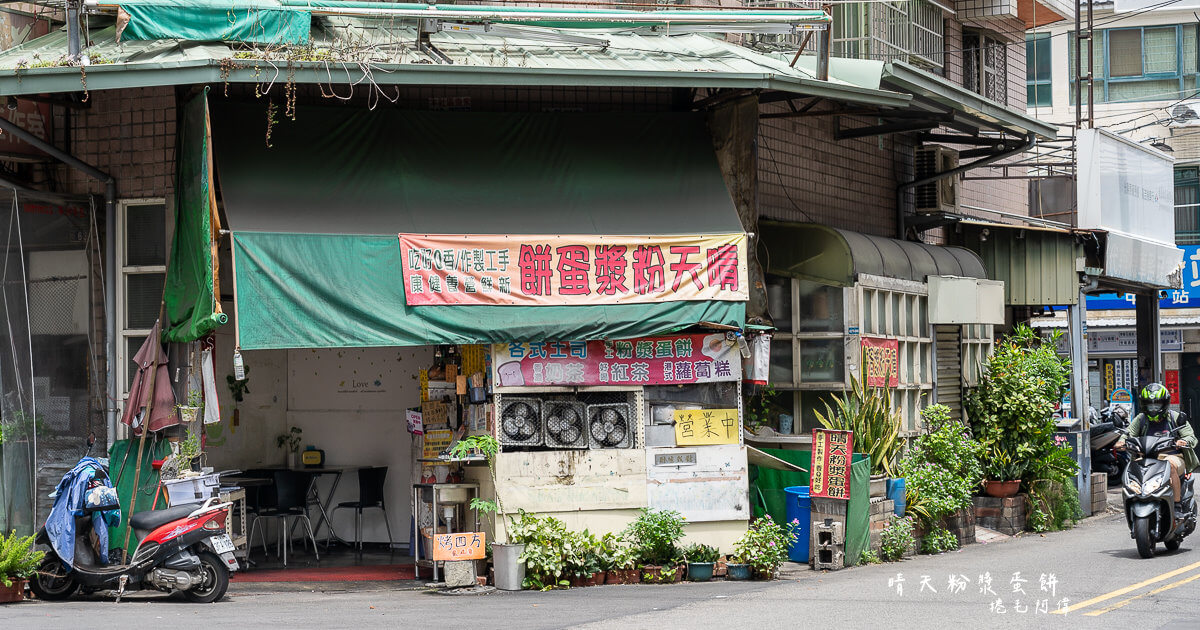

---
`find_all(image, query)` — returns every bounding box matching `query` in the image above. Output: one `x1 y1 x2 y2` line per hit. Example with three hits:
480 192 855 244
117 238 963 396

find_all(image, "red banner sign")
810 428 853 500
493 333 741 387
861 337 899 387
399 233 748 306
0 100 51 157
1165 369 1180 405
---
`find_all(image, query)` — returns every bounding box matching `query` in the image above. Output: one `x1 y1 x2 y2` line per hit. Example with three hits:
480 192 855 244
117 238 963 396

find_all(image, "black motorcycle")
1091 406 1131 484
1122 425 1197 558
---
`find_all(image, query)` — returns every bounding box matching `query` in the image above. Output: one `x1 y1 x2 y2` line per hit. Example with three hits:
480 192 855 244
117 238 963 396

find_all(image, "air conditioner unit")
1170 103 1200 127
587 403 635 449
498 397 543 447
913 146 961 214
542 399 589 449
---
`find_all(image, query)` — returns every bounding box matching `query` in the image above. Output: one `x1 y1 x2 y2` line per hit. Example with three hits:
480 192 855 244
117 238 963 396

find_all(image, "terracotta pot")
568 575 586 588
984 480 1021 498
605 570 623 585
641 565 663 582
625 568 641 584
672 564 686 583
586 571 605 587
0 579 24 604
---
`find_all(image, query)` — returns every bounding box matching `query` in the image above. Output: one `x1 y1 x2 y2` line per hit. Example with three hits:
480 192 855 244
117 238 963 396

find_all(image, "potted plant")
981 448 1025 498
563 529 604 587
725 555 752 580
624 508 685 581
449 435 529 590
897 404 983 543
226 367 250 427
814 373 902 494
600 533 639 584
731 516 799 580
176 388 202 425
682 543 720 582
276 426 303 469
0 530 44 603
507 510 568 590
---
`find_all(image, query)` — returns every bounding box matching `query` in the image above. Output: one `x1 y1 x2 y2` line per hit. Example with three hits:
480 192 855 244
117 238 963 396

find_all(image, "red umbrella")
120 320 179 435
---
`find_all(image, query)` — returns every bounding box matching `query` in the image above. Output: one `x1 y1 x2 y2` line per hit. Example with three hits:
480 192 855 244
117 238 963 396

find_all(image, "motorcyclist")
1116 383 1199 509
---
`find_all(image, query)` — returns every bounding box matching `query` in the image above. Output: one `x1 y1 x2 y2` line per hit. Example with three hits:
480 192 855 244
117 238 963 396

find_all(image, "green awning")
759 221 986 287
217 105 746 349
883 61 1058 140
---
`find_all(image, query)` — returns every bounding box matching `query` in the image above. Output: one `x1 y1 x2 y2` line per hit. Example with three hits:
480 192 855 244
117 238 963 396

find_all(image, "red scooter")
30 491 239 603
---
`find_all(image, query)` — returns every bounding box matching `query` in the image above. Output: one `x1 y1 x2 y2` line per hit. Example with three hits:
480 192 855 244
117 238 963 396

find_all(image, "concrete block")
443 561 477 588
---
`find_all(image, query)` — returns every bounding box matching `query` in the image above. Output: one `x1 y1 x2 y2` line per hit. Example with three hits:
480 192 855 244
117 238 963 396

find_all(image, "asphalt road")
6 510 1199 630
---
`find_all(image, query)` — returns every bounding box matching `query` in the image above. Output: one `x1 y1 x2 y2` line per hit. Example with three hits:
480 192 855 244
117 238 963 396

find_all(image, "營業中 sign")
673 409 739 446
810 428 853 500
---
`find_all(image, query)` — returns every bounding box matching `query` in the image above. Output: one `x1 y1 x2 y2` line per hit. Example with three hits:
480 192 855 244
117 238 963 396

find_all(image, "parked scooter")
29 440 239 602
1091 405 1131 484
1121 425 1197 558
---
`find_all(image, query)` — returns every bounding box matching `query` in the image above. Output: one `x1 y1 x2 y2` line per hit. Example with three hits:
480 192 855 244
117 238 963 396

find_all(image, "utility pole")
1068 1 1094 426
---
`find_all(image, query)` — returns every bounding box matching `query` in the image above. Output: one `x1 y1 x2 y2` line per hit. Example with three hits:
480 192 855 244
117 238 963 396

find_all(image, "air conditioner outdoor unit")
1170 103 1200 127
587 402 635 449
913 146 961 214
498 397 543 447
542 399 589 449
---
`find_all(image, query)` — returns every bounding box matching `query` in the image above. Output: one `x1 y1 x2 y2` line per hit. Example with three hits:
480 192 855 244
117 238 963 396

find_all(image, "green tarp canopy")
117 0 312 46
213 105 746 349
750 447 870 567
163 89 227 343
108 438 172 554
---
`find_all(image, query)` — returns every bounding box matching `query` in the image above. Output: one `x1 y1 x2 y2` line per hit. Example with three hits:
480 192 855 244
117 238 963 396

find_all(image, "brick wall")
757 102 915 238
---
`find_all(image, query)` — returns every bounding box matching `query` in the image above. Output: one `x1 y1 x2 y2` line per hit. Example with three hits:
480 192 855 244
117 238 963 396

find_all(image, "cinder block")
442 560 477 588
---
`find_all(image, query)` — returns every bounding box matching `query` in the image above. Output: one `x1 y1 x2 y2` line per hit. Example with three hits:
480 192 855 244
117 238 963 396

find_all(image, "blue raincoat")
46 457 121 569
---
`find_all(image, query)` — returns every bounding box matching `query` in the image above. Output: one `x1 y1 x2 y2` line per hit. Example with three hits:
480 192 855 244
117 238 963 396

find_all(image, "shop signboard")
422 428 454 460
1165 370 1181 404
493 333 741 387
432 532 486 561
1056 330 1183 355
673 408 739 446
399 233 748 306
861 337 899 387
810 428 853 500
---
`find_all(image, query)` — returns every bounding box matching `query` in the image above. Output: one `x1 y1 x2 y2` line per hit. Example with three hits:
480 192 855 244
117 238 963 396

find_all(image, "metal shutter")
935 324 963 422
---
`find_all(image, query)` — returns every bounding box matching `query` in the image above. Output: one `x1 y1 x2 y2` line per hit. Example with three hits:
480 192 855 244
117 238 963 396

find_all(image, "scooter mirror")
86 432 95 448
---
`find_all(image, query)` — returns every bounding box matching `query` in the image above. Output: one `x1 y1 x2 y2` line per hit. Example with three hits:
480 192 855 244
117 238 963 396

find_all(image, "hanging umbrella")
120 320 179 435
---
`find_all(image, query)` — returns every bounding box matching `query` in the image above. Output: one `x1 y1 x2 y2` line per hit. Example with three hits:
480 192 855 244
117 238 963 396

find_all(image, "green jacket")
1126 410 1199 472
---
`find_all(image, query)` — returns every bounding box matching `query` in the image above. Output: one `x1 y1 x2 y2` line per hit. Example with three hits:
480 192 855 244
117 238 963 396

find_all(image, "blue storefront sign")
1085 244 1199 310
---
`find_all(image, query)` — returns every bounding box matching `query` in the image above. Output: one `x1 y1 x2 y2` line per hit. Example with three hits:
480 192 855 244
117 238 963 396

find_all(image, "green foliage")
642 565 679 583
879 515 914 561
899 405 983 525
1027 479 1081 532
509 510 569 589
681 543 720 564
981 447 1026 482
0 530 44 587
624 508 686 566
814 373 902 476
452 435 508 540
0 411 46 444
276 426 303 452
731 516 799 575
177 425 202 463
743 383 780 433
562 529 603 578
599 532 638 571
859 549 882 565
226 367 251 403
966 325 1071 485
921 525 959 554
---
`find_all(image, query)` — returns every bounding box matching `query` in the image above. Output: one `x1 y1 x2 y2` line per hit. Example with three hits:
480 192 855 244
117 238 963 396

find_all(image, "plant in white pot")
276 426 303 469
449 435 525 590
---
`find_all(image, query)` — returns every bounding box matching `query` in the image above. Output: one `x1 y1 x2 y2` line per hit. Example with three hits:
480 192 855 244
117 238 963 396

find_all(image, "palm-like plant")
813 373 902 477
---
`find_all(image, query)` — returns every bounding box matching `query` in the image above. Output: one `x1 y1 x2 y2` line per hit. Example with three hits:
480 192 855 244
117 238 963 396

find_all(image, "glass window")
1026 33 1052 107
1145 27 1179 74
766 276 793 333
800 339 845 383
1109 30 1143 77
125 203 167 266
769 340 794 384
797 280 844 332
1176 167 1200 245
125 274 164 328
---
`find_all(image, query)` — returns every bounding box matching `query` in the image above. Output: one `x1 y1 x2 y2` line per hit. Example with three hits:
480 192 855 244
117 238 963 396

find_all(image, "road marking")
1052 560 1200 614
1083 571 1200 616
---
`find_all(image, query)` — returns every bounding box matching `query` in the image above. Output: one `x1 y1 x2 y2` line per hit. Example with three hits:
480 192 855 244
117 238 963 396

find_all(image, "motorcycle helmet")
1139 383 1170 418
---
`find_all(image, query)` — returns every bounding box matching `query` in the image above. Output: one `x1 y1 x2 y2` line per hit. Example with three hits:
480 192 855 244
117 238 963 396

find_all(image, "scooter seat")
130 505 196 532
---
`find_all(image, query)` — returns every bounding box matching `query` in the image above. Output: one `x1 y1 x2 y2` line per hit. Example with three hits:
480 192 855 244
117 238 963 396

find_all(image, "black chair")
332 467 393 552
248 470 320 567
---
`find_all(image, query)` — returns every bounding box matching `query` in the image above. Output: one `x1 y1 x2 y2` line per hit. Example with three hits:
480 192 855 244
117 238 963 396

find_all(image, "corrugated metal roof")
0 19 911 106
957 221 1083 306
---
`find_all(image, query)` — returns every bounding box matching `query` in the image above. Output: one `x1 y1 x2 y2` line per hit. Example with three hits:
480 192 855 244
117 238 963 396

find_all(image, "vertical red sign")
1165 370 1180 405
810 428 853 500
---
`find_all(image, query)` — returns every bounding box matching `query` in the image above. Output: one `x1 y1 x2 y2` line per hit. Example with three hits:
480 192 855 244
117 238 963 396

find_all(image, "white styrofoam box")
163 473 221 507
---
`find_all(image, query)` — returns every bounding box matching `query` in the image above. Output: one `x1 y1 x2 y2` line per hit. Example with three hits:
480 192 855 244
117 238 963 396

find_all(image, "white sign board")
1077 128 1174 245
1115 0 1200 11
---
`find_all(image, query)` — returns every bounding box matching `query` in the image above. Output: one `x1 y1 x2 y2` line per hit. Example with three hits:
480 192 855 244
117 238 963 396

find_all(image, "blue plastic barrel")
784 485 811 563
886 478 906 517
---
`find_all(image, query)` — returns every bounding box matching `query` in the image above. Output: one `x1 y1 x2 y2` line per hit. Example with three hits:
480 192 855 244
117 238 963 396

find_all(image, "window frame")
1071 23 1199 104
1026 32 1052 107
964 28 1009 105
1176 166 1200 245
116 198 171 409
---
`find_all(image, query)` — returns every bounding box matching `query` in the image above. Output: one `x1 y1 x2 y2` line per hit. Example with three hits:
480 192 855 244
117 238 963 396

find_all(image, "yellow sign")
673 408 739 446
432 532 487 561
422 428 455 459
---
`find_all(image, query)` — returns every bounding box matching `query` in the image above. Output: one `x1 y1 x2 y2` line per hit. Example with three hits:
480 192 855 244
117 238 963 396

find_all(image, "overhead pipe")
895 133 1036 240
67 0 81 59
0 115 119 446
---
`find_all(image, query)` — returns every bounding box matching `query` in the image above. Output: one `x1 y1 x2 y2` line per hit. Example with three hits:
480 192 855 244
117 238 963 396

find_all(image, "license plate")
210 534 235 554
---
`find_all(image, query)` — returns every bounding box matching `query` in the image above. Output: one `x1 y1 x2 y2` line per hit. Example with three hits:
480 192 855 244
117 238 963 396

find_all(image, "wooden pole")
120 299 166 563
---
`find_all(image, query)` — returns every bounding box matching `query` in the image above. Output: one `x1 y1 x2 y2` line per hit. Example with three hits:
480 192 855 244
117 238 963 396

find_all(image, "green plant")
1 410 45 443
562 529 603 578
177 425 202 463
859 549 881 565
981 447 1026 482
899 405 983 526
743 383 780 433
642 564 679 583
879 515 914 561
731 515 799 576
599 532 638 571
184 388 202 408
682 543 720 564
226 367 251 403
624 508 686 566
813 373 902 476
276 426 303 453
0 530 44 587
921 525 959 554
508 510 569 589
1027 478 1081 532
450 435 508 541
